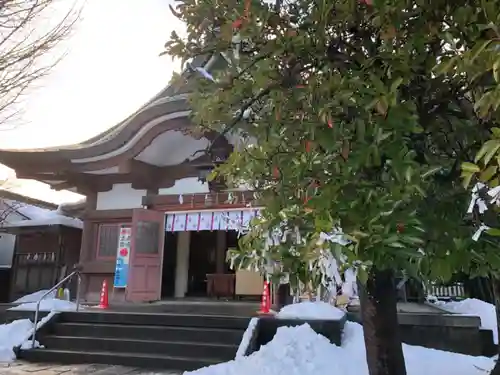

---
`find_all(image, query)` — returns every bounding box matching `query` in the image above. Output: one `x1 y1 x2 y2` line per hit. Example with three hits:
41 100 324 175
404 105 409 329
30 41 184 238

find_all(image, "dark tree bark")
275 283 292 310
489 277 500 375
359 268 407 375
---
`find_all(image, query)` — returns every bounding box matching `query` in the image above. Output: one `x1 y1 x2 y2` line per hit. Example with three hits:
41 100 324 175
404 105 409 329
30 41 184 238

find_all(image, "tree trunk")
488 277 500 375
359 268 407 375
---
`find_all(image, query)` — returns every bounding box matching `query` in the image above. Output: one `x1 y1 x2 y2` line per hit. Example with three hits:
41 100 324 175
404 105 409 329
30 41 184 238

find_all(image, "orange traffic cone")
97 279 109 309
258 281 271 315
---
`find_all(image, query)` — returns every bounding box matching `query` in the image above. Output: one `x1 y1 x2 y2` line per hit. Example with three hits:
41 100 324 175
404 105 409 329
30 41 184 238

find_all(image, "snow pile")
277 301 346 320
9 298 78 312
236 318 259 359
13 289 56 304
186 322 494 375
2 199 82 229
435 298 498 344
0 313 55 363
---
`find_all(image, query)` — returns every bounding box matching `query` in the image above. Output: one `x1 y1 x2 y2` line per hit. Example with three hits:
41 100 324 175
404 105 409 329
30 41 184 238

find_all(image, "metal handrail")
31 270 82 348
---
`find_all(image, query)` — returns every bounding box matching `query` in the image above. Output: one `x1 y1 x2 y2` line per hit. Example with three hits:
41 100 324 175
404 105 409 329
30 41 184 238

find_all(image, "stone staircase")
18 310 250 371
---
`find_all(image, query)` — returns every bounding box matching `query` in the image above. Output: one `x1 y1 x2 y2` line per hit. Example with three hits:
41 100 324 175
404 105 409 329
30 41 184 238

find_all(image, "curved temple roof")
0 54 233 194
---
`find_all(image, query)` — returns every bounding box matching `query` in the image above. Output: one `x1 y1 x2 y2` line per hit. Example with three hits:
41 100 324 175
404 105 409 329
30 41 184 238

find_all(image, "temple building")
0 55 264 303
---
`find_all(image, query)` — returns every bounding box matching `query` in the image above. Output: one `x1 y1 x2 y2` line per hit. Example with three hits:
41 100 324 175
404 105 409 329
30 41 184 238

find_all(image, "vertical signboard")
114 225 131 288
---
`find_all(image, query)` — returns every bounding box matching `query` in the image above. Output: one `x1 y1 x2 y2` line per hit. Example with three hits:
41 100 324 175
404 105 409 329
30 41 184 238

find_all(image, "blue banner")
114 226 131 288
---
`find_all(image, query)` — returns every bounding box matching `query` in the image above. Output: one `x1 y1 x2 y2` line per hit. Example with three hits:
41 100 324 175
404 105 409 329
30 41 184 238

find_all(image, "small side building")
0 204 83 302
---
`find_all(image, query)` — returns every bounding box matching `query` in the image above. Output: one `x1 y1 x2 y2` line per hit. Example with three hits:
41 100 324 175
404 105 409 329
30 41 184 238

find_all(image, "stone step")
19 310 247 371
42 335 237 361
0 308 50 324
53 322 242 344
59 310 250 330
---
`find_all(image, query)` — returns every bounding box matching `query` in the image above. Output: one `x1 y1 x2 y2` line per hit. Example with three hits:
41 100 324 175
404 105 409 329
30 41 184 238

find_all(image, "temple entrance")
161 232 178 298
187 231 217 296
159 229 239 299
158 209 263 301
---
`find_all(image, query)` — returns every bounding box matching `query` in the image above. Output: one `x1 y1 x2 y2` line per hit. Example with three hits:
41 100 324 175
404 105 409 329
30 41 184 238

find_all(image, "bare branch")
0 0 81 128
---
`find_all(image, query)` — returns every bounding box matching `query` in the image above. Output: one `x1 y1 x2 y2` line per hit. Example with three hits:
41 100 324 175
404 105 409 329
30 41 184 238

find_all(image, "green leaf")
483 141 500 165
390 77 403 93
433 56 458 75
388 242 405 248
479 165 498 182
357 267 369 285
421 166 442 179
491 127 500 139
461 162 481 173
461 171 474 189
494 58 500 83
486 228 500 237
468 40 493 63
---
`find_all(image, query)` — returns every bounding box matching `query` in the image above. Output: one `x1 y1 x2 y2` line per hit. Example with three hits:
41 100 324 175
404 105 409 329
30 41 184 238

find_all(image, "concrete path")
0 362 181 375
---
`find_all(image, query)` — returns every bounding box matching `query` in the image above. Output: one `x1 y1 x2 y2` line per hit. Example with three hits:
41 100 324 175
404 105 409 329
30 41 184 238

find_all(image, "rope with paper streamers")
219 209 359 302
467 182 500 241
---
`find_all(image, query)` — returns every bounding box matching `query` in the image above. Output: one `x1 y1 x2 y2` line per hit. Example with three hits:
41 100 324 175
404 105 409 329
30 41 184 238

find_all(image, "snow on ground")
0 313 55 363
12 290 56 304
277 301 346 320
9 299 78 312
435 298 498 344
186 301 494 375
9 287 79 312
236 318 259 359
186 321 494 375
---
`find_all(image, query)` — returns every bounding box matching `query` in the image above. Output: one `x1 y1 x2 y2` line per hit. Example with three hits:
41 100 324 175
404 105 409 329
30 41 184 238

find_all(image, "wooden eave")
0 190 58 210
0 53 232 193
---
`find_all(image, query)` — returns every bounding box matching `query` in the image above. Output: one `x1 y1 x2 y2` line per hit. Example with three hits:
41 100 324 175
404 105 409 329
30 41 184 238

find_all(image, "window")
96 224 121 259
135 221 160 254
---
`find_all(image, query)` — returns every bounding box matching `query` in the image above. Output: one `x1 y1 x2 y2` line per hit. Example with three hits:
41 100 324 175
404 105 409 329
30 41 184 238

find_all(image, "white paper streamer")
488 185 500 205
194 67 215 82
472 224 490 241
467 182 488 214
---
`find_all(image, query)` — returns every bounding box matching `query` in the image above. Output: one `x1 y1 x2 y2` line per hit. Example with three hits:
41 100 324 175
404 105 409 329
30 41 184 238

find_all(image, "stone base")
246 315 347 355
347 302 491 356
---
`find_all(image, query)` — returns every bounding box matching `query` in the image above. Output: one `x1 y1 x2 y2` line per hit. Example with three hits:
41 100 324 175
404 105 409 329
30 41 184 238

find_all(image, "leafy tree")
165 1 494 374
453 26 500 374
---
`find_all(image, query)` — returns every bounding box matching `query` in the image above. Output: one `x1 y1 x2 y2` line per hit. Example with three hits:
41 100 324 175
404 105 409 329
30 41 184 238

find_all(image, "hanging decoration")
467 182 488 214
230 0 251 63
472 224 490 242
466 182 500 241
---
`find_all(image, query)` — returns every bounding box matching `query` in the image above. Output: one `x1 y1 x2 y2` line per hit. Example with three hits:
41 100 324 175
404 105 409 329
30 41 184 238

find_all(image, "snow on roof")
1 199 83 229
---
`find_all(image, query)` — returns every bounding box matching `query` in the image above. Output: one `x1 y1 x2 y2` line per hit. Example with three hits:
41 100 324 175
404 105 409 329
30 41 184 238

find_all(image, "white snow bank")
435 298 498 344
186 322 494 375
9 298 78 312
0 312 55 363
236 318 259 359
277 301 346 320
13 290 56 304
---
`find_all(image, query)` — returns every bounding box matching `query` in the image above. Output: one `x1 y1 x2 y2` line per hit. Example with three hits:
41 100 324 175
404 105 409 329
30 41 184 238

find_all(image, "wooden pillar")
215 231 226 274
175 231 191 298
78 192 97 302
144 187 159 208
